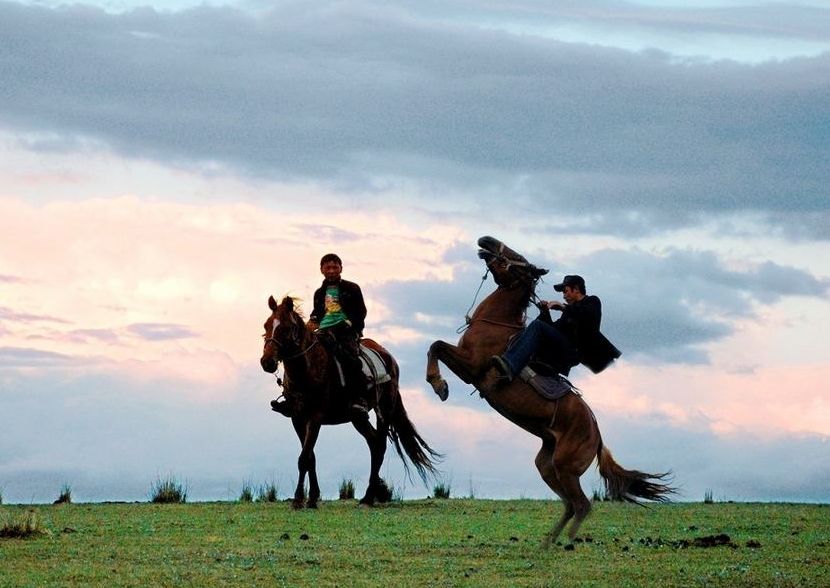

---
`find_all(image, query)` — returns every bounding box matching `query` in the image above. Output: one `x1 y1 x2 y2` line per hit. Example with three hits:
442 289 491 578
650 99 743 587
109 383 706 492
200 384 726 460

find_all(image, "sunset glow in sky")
1 0 828 503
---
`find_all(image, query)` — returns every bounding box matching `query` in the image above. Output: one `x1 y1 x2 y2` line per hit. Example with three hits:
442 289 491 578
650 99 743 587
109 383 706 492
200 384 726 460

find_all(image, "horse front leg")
426 340 479 401
292 417 322 509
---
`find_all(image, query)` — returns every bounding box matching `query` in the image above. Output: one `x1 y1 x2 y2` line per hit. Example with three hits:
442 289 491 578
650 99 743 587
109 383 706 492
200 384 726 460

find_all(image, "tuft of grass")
0 510 47 539
703 489 714 504
432 481 451 500
338 478 355 500
467 476 478 499
239 480 254 503
256 481 279 503
53 483 72 505
149 475 188 504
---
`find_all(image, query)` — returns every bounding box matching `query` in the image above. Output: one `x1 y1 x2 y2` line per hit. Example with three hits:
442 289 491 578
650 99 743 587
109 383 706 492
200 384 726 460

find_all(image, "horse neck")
472 282 531 323
281 321 319 379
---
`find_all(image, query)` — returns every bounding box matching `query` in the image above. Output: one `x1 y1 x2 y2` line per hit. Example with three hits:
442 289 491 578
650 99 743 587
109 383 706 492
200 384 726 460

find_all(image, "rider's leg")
332 326 370 414
493 319 574 380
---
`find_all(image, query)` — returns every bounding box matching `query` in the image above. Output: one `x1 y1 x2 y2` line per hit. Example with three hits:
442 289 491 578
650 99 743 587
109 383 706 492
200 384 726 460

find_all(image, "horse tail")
596 442 675 504
387 393 443 485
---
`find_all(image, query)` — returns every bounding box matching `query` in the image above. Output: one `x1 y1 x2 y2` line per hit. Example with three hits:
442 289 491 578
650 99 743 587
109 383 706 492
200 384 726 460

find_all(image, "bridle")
264 314 318 362
457 250 545 333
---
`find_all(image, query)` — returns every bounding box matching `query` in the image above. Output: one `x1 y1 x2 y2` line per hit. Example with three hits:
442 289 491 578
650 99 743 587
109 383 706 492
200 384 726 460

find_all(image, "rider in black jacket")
308 253 369 414
491 274 620 381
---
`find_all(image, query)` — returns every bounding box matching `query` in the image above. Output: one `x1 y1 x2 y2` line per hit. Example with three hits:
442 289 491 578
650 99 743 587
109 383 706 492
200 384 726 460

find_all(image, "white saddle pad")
359 345 392 387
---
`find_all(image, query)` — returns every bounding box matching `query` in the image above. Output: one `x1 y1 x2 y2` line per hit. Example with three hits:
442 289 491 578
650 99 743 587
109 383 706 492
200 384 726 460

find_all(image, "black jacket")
310 278 367 335
543 295 621 374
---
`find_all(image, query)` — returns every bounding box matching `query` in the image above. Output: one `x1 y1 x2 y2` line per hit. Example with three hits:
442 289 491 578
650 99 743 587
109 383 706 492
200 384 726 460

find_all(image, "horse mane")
278 294 306 319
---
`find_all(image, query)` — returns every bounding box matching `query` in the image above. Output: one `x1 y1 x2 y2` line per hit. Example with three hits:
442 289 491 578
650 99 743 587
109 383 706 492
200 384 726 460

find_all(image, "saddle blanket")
333 345 392 388
359 345 392 387
518 366 579 401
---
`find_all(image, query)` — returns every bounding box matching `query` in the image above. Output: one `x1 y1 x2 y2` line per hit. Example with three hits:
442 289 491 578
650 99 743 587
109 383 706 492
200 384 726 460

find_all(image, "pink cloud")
0 195 465 391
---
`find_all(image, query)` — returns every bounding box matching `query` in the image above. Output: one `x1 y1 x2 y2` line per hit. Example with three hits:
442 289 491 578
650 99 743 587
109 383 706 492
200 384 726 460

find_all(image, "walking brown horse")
261 295 440 508
426 236 673 546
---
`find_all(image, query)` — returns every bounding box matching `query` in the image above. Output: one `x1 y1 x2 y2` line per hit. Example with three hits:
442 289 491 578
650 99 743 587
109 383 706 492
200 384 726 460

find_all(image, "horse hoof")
431 379 449 402
306 501 318 509
291 501 304 510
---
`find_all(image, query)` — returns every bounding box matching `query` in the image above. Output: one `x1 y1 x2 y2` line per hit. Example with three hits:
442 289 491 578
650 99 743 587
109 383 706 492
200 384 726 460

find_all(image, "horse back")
359 338 399 381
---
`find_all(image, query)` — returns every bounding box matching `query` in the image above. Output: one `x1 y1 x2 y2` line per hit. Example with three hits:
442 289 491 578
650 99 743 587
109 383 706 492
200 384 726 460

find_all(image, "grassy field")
1 499 828 587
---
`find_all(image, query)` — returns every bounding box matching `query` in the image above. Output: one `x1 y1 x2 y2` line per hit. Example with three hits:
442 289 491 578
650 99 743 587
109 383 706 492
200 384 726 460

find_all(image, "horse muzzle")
260 355 278 373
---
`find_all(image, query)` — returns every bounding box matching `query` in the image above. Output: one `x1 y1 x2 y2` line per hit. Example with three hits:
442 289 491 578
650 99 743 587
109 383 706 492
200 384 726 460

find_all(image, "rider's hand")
548 301 566 311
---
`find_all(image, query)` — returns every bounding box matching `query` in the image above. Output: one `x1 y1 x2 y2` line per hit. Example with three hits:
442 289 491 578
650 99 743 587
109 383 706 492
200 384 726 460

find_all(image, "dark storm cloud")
1 1 828 237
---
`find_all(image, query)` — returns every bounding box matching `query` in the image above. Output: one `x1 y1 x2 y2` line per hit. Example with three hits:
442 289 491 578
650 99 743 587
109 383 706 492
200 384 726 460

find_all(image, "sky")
1 0 829 504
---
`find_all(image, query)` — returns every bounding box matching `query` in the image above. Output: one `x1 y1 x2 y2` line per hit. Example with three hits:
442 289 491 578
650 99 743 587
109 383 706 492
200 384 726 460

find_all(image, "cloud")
0 305 67 324
1 362 827 503
1 1 829 238
377 245 829 365
0 346 74 367
0 274 25 283
126 322 198 341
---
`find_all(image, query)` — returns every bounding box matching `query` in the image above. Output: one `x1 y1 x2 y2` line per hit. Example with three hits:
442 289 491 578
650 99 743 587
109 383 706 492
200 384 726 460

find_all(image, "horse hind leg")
536 441 572 548
556 471 591 545
351 415 386 505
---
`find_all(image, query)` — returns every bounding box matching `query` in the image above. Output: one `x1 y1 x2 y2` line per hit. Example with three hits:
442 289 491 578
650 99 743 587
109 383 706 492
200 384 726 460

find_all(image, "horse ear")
282 296 294 312
268 295 278 311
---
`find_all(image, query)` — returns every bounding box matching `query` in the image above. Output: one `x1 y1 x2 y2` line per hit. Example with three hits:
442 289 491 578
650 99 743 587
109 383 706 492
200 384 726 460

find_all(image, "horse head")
260 295 307 373
477 235 548 288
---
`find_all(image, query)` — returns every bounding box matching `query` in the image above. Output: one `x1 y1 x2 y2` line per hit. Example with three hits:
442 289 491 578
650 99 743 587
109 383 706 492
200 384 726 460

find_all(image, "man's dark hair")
320 253 342 266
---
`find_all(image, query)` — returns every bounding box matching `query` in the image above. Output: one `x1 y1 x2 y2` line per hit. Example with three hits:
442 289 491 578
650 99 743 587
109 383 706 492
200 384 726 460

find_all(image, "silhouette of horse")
261 295 440 508
426 236 673 546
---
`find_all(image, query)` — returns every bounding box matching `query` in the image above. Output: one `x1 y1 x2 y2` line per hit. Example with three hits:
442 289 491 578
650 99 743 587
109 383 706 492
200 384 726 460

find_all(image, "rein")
457 260 542 334
265 330 319 361
457 268 491 334
468 317 525 330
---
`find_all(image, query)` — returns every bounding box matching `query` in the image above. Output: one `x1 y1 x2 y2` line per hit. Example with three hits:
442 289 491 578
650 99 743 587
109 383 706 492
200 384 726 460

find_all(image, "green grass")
0 500 827 586
0 510 48 539
256 482 279 503
149 475 187 504
239 481 254 503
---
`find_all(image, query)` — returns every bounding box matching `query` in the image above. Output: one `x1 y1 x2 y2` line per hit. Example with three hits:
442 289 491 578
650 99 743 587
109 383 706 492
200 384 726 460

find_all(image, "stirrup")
490 355 513 381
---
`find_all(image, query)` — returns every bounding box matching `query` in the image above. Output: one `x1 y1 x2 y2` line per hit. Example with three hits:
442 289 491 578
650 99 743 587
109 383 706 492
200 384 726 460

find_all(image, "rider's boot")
270 398 293 417
489 355 514 386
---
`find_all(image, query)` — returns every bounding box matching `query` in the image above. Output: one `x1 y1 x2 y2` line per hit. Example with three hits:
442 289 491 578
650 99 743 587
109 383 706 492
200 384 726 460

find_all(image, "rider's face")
562 285 579 304
320 261 343 283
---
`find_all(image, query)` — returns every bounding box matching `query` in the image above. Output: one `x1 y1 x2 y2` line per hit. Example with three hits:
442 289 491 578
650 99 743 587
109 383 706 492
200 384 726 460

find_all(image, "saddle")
331 343 392 389
518 362 580 401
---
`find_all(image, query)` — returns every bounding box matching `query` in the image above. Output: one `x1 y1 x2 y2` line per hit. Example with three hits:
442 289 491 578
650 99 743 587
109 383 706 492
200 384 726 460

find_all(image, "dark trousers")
319 323 365 394
502 318 578 377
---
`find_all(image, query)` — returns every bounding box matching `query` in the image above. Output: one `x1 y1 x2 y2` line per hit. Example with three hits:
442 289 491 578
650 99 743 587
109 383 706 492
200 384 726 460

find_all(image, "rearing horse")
262 295 440 508
426 236 673 546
